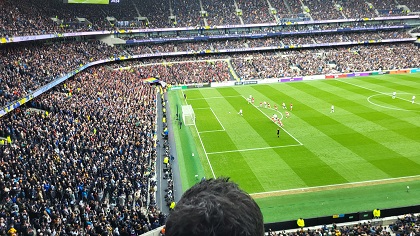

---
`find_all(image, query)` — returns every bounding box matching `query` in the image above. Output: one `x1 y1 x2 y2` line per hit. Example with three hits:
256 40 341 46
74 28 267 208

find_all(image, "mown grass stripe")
186 89 267 190
380 74 420 87
292 82 420 177
357 75 419 93
168 90 206 190
331 80 420 141
209 152 266 193
249 85 348 186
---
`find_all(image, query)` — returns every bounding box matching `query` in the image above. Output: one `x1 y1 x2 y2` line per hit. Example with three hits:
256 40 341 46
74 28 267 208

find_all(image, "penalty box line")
182 91 217 178
207 144 303 155
187 95 243 101
241 96 303 145
195 107 227 133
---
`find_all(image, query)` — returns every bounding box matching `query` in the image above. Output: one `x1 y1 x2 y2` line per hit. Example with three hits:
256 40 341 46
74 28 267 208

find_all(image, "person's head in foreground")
165 177 264 236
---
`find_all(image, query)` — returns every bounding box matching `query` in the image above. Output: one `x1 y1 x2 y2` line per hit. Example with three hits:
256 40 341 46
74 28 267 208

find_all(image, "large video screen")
66 0 110 4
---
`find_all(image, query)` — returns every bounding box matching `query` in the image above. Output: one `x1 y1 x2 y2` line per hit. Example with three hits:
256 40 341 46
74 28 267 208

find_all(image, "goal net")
182 105 195 126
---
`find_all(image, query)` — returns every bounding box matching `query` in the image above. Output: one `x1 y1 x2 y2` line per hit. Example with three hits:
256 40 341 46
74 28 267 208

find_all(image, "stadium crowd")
122 29 412 53
368 0 397 11
390 213 420 235
0 67 166 235
268 222 391 236
398 0 420 12
0 1 419 235
0 28 415 107
134 60 231 85
238 0 275 24
231 43 420 79
171 0 203 27
266 213 420 236
269 0 297 19
302 0 344 21
203 0 241 26
0 40 124 107
1 0 420 37
338 0 377 19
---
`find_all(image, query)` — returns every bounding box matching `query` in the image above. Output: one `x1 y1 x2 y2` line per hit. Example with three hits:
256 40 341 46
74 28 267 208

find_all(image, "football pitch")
168 74 420 223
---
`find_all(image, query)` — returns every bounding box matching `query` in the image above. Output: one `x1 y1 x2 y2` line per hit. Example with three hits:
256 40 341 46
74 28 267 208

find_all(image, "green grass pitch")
168 74 420 223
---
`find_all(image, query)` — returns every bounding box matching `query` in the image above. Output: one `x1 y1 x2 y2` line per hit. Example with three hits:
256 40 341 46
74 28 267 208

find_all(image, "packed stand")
270 0 298 19
130 0 172 29
135 60 231 84
122 29 412 55
0 0 413 37
231 43 420 79
338 0 377 19
246 37 283 48
0 67 166 235
237 0 275 24
390 213 420 235
303 0 345 20
282 35 315 46
210 39 248 50
171 0 203 27
268 221 392 236
312 30 413 43
203 0 241 26
397 0 420 12
0 40 123 107
370 0 398 10
285 0 305 15
0 0 167 36
0 0 60 37
46 0 134 31
232 53 294 79
369 0 404 16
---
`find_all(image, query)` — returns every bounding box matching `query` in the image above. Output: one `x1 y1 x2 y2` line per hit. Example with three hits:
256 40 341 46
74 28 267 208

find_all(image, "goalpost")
182 105 195 126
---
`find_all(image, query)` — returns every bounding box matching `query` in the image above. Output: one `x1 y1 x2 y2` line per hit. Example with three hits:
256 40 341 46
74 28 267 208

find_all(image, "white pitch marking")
250 174 420 197
193 124 217 178
207 144 302 155
367 94 414 112
210 107 226 131
199 130 226 133
337 79 414 103
188 95 242 101
183 91 216 178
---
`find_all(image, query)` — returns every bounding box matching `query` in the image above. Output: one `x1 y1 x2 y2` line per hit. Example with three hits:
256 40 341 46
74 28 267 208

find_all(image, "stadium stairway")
97 34 126 46
156 92 171 214
265 0 281 24
227 58 242 81
162 92 183 206
233 0 245 25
